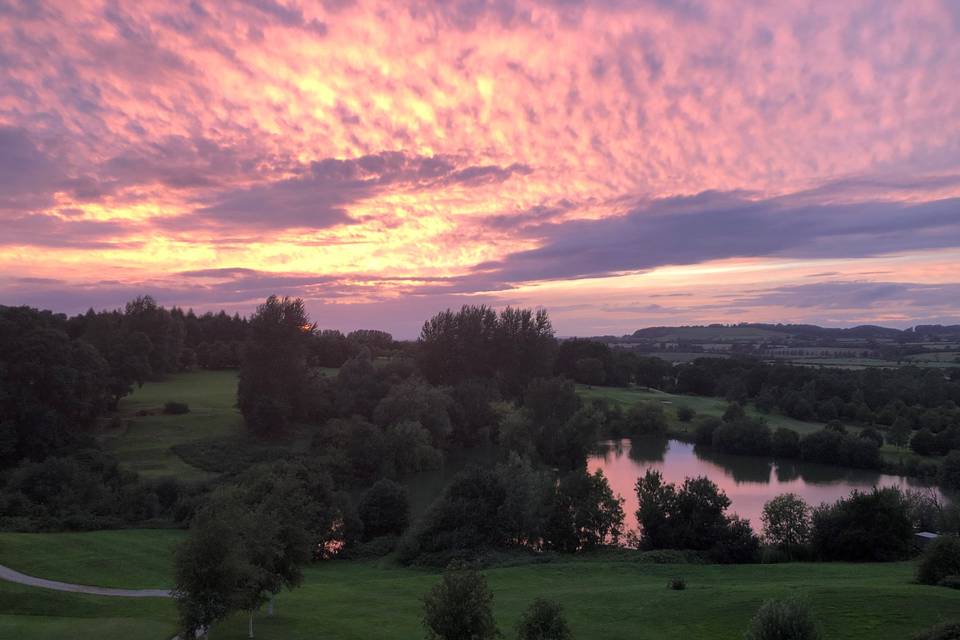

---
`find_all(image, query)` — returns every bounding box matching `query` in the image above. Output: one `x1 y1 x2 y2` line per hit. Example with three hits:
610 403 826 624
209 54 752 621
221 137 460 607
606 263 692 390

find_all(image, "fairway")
0 530 182 589
1 529 959 640
577 385 827 435
102 370 243 480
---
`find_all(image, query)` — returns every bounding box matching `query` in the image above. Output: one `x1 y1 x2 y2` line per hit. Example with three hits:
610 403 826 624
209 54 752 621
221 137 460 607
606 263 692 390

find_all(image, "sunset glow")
2 0 959 334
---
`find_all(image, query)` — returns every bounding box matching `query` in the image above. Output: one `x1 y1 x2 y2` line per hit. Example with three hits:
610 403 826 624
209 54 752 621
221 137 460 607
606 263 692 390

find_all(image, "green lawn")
102 370 244 480
0 581 176 640
577 385 826 435
2 530 959 640
0 530 182 589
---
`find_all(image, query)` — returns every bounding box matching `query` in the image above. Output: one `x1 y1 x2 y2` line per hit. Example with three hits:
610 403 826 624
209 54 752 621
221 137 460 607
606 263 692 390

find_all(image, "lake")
588 438 945 533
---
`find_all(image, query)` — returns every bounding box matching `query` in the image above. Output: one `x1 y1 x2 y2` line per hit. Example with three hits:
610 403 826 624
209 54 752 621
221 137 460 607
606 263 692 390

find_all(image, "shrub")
163 401 190 415
942 451 960 492
693 416 722 446
423 568 498 640
771 428 800 458
912 621 960 640
676 406 696 422
917 536 960 586
517 598 573 640
811 488 912 561
358 478 410 541
625 402 668 436
712 417 772 456
744 598 821 640
666 576 686 591
859 427 884 448
710 516 760 564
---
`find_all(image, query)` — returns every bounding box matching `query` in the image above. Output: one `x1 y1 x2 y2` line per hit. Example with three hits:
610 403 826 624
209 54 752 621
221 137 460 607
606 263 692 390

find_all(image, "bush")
624 402 668 436
163 401 190 415
771 428 800 458
859 427 884 448
358 478 410 541
666 576 686 591
811 488 912 561
693 416 722 446
517 598 573 640
744 598 821 640
912 621 960 640
917 536 960 586
676 406 696 422
423 568 498 640
712 417 772 456
940 576 960 590
942 451 960 492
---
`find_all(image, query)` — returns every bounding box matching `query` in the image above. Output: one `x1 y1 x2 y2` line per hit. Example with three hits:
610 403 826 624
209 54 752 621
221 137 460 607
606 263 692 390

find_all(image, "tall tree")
238 296 315 436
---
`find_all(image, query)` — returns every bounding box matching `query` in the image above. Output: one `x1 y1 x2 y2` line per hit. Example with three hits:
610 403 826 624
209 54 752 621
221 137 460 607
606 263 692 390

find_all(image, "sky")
1 0 959 337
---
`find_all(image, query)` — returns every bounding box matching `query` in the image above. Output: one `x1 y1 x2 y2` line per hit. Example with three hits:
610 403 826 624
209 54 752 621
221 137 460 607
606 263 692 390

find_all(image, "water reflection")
588 438 944 533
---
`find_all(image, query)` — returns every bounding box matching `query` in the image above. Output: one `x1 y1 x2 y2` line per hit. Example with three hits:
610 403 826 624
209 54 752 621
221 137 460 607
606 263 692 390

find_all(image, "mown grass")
577 385 826 435
102 370 244 480
0 581 176 640
2 530 959 640
0 530 181 589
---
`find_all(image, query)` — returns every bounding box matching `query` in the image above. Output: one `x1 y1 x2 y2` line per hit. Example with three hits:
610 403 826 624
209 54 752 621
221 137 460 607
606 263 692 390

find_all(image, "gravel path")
0 563 171 598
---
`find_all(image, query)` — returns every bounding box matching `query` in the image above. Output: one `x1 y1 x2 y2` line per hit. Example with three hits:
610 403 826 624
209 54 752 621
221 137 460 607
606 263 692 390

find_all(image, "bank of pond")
588 437 948 533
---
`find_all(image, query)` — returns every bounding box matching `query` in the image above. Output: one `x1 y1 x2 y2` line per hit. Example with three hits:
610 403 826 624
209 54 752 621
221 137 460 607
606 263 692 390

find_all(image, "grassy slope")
0 581 176 640
102 370 243 481
577 384 827 435
2 530 959 639
0 530 181 589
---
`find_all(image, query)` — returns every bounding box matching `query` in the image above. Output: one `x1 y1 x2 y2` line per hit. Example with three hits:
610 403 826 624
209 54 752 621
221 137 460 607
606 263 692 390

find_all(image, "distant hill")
621 323 960 343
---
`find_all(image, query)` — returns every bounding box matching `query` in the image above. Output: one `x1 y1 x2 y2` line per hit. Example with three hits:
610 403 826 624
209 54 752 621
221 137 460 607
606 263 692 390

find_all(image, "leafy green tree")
547 407 603 470
423 568 499 640
771 428 800 458
238 296 314 437
543 469 624 552
635 470 754 557
761 494 811 553
942 451 960 491
574 357 606 385
624 402 668 436
173 492 257 638
373 377 454 445
712 417 772 455
358 479 410 540
890 416 912 448
810 488 912 561
517 598 573 640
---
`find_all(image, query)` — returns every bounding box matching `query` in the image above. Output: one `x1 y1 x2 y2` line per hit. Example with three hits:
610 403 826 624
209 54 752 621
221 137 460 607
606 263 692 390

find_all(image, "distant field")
102 370 244 481
635 326 789 342
648 351 730 363
773 357 959 370
1 529 958 640
577 385 826 435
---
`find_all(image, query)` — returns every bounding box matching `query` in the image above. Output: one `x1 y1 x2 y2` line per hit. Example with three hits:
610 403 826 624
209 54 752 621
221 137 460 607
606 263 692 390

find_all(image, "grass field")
0 530 182 589
577 385 827 435
103 370 244 481
1 530 959 640
0 582 176 640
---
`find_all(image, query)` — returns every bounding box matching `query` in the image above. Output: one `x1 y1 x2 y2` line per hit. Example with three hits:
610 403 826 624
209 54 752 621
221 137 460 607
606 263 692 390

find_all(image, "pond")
588 438 946 533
